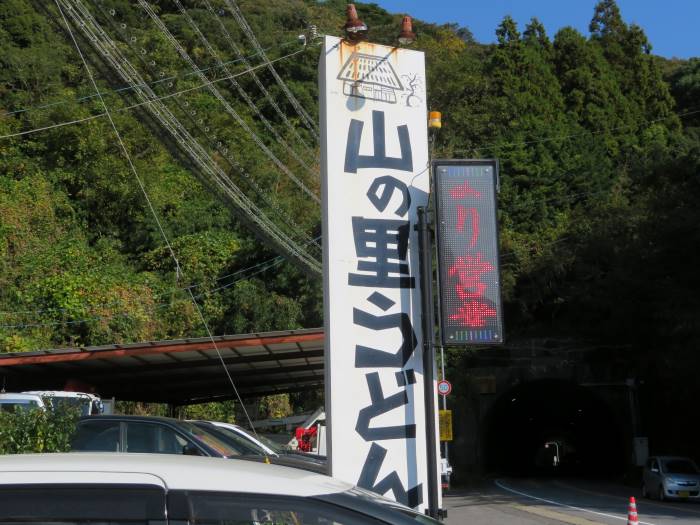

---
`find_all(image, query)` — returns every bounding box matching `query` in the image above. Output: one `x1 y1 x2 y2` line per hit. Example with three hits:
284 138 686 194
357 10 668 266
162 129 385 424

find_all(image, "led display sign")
434 160 503 345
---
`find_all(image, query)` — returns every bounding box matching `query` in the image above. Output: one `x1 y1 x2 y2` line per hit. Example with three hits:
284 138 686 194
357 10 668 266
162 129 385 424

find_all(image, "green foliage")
258 394 292 419
0 0 697 396
670 58 700 128
0 407 80 454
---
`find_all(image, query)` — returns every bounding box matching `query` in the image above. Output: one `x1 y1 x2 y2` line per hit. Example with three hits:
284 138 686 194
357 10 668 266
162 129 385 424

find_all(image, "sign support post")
417 206 439 519
439 346 450 484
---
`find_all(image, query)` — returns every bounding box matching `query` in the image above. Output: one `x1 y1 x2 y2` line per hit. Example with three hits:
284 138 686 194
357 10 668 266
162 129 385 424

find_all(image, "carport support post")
167 403 180 418
417 206 440 519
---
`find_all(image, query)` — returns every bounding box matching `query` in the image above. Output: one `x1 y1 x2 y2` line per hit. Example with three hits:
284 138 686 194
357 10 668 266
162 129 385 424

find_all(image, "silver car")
642 456 700 501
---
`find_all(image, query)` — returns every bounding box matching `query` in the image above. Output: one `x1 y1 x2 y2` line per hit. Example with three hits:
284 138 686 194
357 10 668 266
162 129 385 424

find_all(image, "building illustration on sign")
338 52 404 104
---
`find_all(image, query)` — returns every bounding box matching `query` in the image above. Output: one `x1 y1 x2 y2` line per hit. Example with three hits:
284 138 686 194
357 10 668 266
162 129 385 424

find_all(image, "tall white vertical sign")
320 35 440 511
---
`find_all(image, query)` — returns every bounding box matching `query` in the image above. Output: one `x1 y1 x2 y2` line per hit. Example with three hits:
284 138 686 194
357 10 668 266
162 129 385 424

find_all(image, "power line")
137 0 320 204
55 0 261 435
174 0 318 179
53 0 181 280
223 0 319 140
0 251 290 328
0 37 301 119
0 47 308 141
59 0 320 275
202 0 316 157
0 238 308 318
93 4 321 256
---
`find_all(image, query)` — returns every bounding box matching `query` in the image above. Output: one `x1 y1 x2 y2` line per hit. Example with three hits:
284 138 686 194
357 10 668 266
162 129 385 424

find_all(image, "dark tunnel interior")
484 379 626 477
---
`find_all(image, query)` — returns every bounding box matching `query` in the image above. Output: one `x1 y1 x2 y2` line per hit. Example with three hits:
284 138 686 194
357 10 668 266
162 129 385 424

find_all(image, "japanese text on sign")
321 35 436 511
434 161 503 345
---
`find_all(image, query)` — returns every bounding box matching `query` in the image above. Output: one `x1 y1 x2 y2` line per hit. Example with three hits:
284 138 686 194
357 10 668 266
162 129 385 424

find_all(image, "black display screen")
434 160 503 345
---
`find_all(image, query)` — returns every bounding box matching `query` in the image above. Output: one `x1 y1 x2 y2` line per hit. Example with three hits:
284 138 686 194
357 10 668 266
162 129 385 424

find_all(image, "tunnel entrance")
484 379 626 477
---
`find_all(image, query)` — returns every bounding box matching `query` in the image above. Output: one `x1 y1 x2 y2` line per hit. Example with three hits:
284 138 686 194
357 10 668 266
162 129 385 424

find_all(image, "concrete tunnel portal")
483 379 627 476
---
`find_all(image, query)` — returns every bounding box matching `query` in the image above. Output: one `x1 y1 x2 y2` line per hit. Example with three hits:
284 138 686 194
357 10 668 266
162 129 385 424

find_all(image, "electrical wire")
175 0 318 179
0 247 285 329
54 0 262 435
202 0 316 157
137 0 320 204
6 7 322 274
0 47 309 141
0 36 301 119
93 3 321 256
58 0 320 274
53 0 182 280
223 0 319 139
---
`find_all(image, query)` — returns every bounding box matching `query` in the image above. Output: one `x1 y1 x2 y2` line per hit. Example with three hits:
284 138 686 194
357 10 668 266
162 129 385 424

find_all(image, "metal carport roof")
0 328 324 405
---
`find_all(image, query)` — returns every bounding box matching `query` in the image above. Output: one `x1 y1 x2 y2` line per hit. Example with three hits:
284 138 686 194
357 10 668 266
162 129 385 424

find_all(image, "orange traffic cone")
627 496 639 525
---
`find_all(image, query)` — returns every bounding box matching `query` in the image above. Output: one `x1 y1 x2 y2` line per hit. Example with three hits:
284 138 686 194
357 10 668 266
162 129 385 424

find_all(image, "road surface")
443 478 700 525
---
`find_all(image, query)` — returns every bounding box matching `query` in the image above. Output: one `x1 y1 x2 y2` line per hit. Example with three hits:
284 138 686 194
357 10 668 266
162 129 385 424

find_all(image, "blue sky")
371 1 698 59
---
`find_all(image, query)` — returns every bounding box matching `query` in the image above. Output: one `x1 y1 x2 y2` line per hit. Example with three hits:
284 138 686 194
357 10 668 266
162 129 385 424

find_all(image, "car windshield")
44 396 91 416
663 459 699 474
255 433 287 453
0 400 39 412
198 424 270 456
177 421 246 457
231 428 286 454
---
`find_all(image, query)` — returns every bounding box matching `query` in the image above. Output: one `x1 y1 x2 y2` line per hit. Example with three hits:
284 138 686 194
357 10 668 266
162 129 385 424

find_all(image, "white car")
0 392 45 412
642 455 700 500
0 453 439 525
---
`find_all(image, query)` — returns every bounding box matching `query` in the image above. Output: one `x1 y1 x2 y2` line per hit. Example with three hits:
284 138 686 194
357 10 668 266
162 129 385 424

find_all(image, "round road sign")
437 379 452 396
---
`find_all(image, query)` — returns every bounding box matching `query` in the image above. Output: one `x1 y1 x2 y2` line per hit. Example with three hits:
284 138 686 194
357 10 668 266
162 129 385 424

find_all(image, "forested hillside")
1 0 698 376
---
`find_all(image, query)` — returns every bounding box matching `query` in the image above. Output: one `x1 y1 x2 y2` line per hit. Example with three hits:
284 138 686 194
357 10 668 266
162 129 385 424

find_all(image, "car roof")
0 392 43 401
24 390 96 399
0 453 352 496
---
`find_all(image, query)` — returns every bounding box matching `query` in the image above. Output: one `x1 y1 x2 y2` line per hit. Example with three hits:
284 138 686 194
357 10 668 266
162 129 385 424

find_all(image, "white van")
0 392 46 412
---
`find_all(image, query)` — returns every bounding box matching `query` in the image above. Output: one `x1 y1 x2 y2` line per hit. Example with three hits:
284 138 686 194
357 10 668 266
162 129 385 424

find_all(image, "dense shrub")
0 407 80 454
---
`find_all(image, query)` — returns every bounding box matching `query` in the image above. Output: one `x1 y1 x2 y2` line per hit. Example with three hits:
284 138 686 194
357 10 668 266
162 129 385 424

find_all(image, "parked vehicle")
70 415 250 456
0 453 439 525
207 420 285 455
193 420 327 474
24 390 103 416
0 392 45 412
288 407 327 455
642 455 700 500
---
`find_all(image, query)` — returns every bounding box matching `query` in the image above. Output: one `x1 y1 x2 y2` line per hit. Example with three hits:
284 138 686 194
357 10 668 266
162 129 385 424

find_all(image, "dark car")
71 415 251 457
71 416 328 474
190 420 328 474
